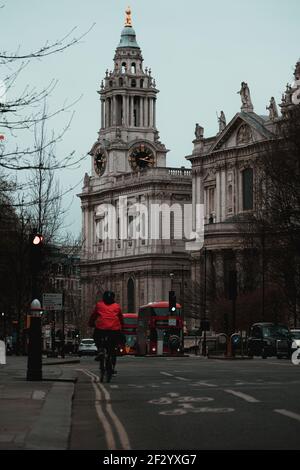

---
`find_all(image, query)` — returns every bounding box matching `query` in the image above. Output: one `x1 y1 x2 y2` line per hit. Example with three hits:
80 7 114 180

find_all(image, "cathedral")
79 8 192 324
79 7 300 331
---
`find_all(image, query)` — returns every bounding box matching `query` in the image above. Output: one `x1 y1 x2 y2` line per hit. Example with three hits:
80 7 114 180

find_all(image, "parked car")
290 329 300 354
247 323 292 359
78 338 98 357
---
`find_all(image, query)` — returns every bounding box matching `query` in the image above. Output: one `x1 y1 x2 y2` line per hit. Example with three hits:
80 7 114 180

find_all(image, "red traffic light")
32 234 43 245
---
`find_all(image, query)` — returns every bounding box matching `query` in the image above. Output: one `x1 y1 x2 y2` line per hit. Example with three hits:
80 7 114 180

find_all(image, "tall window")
242 168 253 210
127 278 135 312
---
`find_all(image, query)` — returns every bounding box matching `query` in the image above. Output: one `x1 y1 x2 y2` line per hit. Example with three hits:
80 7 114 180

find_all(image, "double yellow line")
79 368 131 450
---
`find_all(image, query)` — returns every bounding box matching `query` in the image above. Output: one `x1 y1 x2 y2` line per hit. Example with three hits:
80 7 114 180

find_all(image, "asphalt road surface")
69 355 300 450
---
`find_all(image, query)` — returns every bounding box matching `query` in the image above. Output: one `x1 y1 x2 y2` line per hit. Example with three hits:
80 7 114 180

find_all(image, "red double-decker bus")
136 301 184 355
119 313 138 355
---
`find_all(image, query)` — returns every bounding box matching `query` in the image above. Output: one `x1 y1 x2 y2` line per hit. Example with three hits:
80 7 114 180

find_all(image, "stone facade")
186 61 300 328
78 11 192 328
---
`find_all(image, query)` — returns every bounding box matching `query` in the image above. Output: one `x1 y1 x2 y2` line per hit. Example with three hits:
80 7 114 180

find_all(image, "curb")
43 359 80 366
208 355 253 360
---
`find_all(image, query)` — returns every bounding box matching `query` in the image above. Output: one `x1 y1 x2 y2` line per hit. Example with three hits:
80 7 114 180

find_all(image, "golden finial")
125 6 132 27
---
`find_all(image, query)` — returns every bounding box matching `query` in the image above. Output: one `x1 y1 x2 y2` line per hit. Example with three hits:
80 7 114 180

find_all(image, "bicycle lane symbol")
148 393 234 416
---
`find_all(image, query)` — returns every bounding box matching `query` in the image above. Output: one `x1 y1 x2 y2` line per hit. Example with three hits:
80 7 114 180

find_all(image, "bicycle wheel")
98 349 105 383
105 353 113 383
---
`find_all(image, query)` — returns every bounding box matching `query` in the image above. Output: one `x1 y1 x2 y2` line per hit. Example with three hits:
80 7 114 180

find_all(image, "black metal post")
26 315 42 381
261 225 265 321
61 292 65 358
52 311 56 356
202 248 207 356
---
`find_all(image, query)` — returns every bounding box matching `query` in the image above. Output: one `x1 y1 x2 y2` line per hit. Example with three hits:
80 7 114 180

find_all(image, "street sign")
42 293 63 311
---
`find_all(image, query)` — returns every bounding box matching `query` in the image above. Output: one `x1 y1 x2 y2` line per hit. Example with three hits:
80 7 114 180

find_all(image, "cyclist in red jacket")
89 291 124 374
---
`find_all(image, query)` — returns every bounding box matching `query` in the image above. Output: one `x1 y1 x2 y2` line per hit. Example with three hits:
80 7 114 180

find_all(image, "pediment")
209 112 275 152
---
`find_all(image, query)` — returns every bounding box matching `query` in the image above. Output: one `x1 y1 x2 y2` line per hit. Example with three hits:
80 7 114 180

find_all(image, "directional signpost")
43 293 65 357
42 293 63 311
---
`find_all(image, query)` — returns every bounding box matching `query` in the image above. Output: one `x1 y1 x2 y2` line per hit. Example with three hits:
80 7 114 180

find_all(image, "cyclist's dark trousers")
93 329 121 368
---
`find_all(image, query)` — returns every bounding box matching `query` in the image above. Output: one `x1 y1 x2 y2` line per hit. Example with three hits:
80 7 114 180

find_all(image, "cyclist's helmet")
103 290 115 305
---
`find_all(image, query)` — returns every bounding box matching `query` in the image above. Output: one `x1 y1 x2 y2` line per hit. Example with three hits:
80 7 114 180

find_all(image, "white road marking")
224 389 260 403
109 385 119 389
274 409 300 422
160 372 173 377
192 381 217 387
79 369 116 450
175 377 190 381
88 370 131 450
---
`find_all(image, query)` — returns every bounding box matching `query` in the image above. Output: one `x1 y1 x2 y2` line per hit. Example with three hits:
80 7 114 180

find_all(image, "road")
69 355 300 450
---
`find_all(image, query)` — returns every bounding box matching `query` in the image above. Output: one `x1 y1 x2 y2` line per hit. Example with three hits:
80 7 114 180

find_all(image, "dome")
117 26 139 49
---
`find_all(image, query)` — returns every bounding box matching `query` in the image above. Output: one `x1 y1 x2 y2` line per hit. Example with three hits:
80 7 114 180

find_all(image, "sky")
1 0 300 237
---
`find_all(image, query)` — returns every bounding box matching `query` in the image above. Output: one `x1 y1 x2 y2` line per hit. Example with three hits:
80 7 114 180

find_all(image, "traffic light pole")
27 231 44 381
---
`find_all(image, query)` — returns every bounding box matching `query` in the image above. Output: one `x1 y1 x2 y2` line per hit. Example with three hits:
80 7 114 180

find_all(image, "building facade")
186 61 300 330
79 9 192 325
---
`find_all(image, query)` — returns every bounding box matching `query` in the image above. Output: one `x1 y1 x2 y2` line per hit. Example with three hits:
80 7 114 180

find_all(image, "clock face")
94 149 106 176
129 144 155 170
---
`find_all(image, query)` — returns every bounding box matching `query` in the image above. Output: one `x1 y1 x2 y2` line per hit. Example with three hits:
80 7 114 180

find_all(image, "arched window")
140 79 144 88
119 78 123 87
131 79 136 88
242 168 253 210
122 62 127 74
131 63 136 74
127 278 135 312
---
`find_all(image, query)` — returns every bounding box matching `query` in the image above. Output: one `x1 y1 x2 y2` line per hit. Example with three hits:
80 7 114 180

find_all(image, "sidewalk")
0 355 78 450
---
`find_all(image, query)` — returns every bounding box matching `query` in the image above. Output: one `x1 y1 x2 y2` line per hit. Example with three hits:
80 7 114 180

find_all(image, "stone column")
192 173 197 232
101 99 105 128
130 96 134 127
113 95 117 126
153 98 156 128
215 172 221 223
105 99 109 129
145 98 149 127
149 98 153 127
122 95 126 126
220 170 226 221
139 97 144 127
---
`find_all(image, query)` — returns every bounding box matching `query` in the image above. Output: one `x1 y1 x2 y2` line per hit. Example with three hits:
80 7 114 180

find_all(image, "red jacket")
90 301 123 331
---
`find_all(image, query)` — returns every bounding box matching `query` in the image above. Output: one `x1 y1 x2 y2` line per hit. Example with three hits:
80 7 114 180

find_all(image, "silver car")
78 338 98 356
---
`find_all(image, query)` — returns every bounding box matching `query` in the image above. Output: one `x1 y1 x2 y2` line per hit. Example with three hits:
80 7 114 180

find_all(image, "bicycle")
97 334 115 383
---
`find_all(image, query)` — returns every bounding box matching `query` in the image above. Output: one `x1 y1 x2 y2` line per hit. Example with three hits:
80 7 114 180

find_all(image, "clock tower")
89 6 167 183
79 8 192 328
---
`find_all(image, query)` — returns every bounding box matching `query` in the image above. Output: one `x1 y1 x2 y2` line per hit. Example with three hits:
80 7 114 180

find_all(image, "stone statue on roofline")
194 123 204 140
266 97 278 120
237 82 254 112
218 110 226 132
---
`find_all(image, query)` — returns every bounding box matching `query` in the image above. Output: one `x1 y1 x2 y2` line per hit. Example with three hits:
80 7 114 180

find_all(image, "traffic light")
29 230 44 273
169 290 176 313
